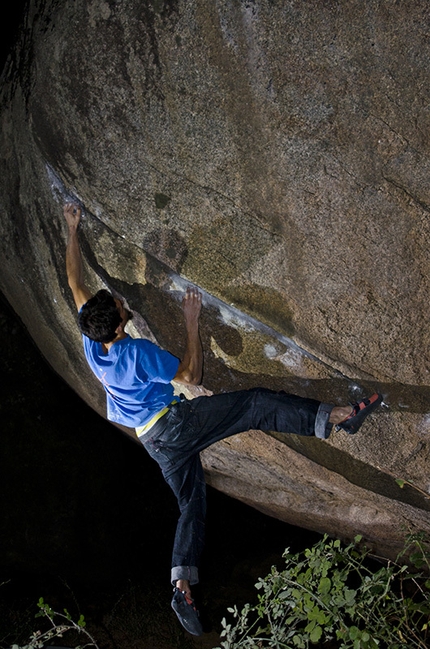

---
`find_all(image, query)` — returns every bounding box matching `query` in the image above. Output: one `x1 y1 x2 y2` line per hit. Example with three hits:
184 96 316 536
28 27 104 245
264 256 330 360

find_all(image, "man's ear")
115 322 124 334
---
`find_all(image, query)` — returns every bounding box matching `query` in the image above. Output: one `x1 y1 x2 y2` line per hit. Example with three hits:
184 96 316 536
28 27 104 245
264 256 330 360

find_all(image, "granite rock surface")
1 0 429 558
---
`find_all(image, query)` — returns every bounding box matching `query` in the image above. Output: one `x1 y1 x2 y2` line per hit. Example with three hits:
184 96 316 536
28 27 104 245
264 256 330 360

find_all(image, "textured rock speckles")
1 0 429 557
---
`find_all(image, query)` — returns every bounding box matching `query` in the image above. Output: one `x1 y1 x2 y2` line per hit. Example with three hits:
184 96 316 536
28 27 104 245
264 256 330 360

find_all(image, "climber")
63 202 383 636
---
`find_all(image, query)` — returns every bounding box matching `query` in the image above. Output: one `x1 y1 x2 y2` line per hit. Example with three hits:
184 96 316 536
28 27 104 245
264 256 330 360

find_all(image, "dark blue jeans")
141 388 333 585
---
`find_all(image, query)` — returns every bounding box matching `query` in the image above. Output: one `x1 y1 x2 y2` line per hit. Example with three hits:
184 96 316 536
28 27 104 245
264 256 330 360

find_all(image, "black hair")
78 289 122 343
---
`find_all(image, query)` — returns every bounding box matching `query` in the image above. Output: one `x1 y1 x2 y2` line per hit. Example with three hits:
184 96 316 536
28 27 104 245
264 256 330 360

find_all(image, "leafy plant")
217 533 430 649
9 597 100 649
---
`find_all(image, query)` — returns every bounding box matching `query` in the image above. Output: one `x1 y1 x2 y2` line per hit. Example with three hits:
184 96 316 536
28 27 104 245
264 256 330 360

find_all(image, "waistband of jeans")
135 399 179 439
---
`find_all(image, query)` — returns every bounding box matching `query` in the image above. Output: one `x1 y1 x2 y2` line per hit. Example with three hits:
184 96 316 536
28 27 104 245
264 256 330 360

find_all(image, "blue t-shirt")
82 335 180 428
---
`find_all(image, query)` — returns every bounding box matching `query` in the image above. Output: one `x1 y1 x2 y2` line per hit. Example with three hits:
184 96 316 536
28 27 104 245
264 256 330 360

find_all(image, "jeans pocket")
167 403 182 425
144 437 173 470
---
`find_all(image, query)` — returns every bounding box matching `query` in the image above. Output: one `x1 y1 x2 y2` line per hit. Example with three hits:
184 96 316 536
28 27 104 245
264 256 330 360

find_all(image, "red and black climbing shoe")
336 393 383 435
171 587 203 636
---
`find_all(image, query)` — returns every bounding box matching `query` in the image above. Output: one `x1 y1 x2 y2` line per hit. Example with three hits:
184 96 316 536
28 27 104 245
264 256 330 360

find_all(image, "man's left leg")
143 388 382 634
164 455 206 636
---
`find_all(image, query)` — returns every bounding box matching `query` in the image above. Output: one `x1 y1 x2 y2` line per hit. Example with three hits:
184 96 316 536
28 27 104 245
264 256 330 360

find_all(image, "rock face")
1 0 429 559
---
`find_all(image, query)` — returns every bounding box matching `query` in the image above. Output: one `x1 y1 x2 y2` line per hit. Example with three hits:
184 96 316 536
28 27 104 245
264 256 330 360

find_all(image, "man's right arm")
173 288 203 386
64 203 92 311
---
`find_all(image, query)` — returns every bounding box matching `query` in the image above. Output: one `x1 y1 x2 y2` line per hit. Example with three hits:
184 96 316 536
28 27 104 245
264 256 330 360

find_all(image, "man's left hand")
64 202 82 230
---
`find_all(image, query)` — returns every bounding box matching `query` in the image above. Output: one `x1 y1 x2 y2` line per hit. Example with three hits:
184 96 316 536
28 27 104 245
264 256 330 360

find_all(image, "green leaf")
215 533 430 648
292 634 306 648
278 589 291 600
305 619 316 633
310 625 323 643
344 588 357 605
395 478 405 488
319 577 331 595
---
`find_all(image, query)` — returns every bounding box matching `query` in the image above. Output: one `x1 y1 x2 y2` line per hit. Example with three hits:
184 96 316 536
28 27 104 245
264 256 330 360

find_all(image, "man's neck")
102 331 128 354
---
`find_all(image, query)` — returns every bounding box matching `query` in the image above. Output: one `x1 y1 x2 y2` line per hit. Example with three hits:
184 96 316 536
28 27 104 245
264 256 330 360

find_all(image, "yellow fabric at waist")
136 399 179 438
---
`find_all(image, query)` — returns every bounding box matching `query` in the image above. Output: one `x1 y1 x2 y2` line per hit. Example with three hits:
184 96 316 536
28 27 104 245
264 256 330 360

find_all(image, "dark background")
0 0 27 71
0 290 320 649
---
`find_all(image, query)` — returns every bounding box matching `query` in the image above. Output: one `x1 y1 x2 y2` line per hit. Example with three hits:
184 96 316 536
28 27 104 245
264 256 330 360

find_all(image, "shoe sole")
171 588 203 636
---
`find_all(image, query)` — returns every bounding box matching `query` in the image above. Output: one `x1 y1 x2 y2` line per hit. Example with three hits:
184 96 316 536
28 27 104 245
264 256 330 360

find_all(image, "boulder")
1 0 429 559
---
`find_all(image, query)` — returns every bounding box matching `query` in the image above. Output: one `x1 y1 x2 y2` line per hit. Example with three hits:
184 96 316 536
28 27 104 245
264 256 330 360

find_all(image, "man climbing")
63 202 383 636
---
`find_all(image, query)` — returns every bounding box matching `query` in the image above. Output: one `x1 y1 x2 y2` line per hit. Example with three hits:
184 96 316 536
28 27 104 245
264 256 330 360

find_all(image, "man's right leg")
175 388 323 452
332 393 383 434
330 405 354 423
173 388 382 447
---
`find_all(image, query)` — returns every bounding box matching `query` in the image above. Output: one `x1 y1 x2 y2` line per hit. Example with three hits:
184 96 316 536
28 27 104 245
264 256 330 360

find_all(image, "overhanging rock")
1 0 429 558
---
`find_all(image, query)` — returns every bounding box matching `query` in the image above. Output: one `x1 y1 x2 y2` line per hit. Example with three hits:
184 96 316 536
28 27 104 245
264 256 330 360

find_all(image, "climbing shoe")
336 393 383 434
171 587 203 636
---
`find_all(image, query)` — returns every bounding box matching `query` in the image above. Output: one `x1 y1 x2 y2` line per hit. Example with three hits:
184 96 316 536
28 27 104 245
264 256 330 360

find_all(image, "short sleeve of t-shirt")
133 339 179 384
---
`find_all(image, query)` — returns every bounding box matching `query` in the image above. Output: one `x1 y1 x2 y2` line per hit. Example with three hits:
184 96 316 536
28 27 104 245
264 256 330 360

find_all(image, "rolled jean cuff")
315 403 334 439
171 565 199 586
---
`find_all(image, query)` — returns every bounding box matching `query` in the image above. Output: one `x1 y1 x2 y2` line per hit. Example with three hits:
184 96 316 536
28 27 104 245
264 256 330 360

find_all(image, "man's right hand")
64 202 82 230
173 287 203 385
182 287 202 325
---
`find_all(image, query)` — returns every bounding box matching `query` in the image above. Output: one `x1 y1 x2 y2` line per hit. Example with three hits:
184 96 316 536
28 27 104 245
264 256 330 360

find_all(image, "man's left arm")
64 203 92 311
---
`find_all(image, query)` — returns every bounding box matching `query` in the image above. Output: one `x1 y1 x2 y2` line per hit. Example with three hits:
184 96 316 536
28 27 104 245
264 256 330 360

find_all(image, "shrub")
217 533 430 649
9 597 99 649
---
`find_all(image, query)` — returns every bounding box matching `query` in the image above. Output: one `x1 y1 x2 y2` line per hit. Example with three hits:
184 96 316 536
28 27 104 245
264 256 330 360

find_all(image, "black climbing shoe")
336 393 383 434
171 587 203 636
